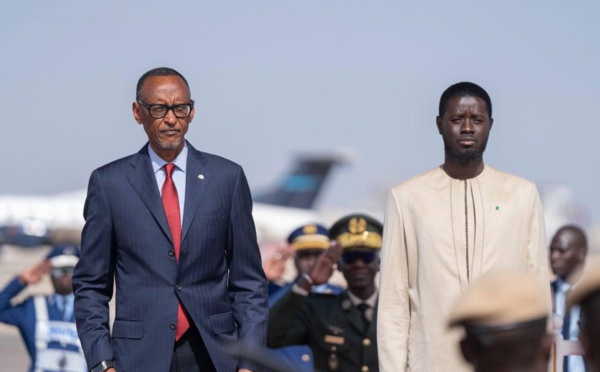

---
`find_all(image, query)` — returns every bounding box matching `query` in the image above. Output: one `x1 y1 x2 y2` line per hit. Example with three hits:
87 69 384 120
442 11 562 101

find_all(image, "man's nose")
352 257 367 267
163 109 178 124
460 119 474 133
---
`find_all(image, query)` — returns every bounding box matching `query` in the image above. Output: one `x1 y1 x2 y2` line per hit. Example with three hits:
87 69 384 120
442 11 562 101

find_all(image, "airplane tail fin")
253 151 350 209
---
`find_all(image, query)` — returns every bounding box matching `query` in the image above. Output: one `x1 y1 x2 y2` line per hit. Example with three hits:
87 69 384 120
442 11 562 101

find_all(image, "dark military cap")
287 224 330 251
329 214 383 250
46 245 81 268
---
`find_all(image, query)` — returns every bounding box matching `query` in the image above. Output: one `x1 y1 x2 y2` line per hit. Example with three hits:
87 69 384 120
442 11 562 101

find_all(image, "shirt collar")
347 290 378 308
148 142 188 174
52 293 74 306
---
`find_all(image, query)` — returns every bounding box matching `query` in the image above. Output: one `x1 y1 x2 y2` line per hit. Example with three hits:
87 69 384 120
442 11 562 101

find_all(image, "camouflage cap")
448 271 549 329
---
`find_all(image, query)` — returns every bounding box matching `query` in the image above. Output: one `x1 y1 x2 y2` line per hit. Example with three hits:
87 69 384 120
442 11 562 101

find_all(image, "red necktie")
162 163 190 341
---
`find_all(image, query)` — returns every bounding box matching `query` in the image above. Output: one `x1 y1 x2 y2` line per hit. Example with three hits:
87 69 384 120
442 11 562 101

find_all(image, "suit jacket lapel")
181 143 212 244
126 145 173 243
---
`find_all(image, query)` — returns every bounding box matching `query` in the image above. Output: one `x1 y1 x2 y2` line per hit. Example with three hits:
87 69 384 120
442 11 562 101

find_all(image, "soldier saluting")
267 214 382 372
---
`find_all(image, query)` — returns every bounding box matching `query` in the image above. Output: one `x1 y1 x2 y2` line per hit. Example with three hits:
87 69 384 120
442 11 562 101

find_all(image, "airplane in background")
0 152 349 248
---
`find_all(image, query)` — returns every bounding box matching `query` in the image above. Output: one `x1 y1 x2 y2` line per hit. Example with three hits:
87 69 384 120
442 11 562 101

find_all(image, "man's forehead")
447 95 488 110
140 75 190 97
552 229 583 247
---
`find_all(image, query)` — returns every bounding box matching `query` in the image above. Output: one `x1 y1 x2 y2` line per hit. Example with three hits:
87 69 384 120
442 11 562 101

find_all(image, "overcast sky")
1 1 599 226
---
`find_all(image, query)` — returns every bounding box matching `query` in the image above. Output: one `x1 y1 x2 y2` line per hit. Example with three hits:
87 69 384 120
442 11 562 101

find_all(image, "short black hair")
439 82 492 118
136 67 190 101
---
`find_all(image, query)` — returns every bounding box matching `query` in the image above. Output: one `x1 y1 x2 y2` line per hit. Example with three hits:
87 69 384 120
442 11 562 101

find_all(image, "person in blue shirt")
0 245 86 372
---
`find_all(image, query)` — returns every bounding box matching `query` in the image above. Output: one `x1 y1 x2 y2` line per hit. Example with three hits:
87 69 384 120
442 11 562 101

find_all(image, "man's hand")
263 245 295 282
19 260 52 285
306 241 342 286
238 369 254 372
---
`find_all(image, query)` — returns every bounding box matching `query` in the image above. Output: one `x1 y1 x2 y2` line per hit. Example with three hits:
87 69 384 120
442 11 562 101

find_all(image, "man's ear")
436 116 443 135
188 104 196 123
373 256 381 271
132 101 143 124
489 117 494 130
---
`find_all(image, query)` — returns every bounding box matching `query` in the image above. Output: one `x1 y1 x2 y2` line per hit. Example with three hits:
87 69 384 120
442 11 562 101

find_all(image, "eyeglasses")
137 100 194 119
341 251 377 265
51 267 75 278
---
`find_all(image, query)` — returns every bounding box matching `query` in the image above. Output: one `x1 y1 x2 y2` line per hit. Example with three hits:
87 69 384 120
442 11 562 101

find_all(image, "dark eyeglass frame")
137 100 194 119
341 251 377 265
50 267 75 277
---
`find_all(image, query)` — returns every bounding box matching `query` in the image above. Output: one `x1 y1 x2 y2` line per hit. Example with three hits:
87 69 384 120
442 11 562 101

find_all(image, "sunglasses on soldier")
341 251 377 265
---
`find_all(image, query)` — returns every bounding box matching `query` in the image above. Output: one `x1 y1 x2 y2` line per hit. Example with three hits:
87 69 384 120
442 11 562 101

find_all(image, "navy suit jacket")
73 142 268 372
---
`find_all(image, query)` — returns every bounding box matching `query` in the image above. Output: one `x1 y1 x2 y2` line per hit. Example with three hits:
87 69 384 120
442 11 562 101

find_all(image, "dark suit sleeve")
267 288 311 348
226 166 269 369
72 169 116 367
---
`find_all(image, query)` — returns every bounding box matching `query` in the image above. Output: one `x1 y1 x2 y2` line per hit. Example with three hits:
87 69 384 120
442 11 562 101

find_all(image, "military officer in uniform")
267 214 382 372
267 224 344 372
0 245 86 372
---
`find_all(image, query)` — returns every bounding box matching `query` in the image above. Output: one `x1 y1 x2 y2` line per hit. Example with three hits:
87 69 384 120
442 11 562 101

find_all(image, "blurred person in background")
265 223 343 371
0 245 86 372
269 223 343 303
550 224 588 371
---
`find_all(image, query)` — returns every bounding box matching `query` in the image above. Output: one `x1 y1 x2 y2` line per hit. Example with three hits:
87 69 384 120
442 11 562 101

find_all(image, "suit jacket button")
176 284 182 291
170 323 176 330
168 250 175 257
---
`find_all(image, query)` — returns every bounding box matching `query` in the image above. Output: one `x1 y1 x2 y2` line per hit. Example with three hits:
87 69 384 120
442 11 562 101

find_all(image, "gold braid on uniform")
335 231 382 250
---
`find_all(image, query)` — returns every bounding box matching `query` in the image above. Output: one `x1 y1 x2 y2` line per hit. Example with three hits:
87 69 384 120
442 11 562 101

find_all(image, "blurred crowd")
2 216 600 372
259 219 599 372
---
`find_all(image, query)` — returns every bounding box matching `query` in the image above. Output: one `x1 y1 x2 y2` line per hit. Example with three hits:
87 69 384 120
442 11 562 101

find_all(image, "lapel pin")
198 174 204 180
496 205 500 210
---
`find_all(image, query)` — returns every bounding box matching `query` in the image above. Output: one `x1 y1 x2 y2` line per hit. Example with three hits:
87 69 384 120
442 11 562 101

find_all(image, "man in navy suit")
72 67 268 372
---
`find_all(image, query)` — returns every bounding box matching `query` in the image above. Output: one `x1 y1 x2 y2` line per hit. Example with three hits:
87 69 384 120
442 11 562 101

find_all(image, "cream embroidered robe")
377 165 550 372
